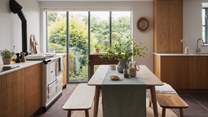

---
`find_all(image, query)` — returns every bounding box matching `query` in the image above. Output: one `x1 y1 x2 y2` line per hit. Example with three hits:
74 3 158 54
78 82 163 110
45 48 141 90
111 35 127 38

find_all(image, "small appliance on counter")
0 65 19 73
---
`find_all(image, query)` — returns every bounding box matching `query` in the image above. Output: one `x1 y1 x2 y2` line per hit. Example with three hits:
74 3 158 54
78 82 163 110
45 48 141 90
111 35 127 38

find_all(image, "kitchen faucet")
196 38 204 53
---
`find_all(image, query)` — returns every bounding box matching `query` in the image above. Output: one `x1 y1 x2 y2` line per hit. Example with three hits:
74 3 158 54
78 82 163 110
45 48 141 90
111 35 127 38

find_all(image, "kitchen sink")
0 65 19 73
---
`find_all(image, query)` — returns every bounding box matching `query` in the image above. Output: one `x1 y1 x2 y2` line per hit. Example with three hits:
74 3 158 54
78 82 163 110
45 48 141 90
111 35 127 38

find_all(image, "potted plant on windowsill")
1 49 14 65
104 39 146 73
94 44 102 54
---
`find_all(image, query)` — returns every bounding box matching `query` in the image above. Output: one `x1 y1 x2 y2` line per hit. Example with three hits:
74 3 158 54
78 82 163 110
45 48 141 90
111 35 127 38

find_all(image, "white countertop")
0 61 42 76
154 53 208 56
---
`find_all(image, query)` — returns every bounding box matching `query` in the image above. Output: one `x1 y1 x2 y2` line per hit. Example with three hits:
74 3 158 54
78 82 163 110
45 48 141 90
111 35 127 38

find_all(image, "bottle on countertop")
16 53 21 63
184 47 189 54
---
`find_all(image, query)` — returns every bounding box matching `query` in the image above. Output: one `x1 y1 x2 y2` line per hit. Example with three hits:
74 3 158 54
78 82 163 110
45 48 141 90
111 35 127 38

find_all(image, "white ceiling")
38 0 153 1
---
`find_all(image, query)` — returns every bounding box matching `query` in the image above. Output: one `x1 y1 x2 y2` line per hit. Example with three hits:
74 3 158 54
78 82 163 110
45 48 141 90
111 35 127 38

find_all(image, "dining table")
88 65 163 117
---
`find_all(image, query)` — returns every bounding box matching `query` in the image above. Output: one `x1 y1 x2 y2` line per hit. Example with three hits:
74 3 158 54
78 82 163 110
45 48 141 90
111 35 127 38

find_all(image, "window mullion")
205 9 208 44
66 11 70 83
88 11 91 55
109 11 112 47
45 11 48 52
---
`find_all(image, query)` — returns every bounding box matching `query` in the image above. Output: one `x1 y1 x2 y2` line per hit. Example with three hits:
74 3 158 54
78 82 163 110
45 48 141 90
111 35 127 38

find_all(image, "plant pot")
117 59 128 73
3 58 11 65
95 48 100 53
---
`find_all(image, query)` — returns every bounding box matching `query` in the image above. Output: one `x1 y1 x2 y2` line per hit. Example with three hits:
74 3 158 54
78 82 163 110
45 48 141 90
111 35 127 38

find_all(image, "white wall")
40 1 154 70
183 0 208 53
0 0 13 50
0 0 40 65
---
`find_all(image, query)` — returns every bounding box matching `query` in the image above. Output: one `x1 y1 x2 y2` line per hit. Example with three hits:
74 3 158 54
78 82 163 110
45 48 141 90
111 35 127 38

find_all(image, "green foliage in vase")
104 39 146 61
0 49 14 59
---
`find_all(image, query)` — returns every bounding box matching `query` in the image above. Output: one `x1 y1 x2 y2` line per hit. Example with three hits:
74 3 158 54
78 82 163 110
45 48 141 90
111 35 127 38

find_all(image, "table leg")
67 110 71 117
162 108 166 117
93 86 100 117
150 86 158 117
180 109 184 117
85 110 89 117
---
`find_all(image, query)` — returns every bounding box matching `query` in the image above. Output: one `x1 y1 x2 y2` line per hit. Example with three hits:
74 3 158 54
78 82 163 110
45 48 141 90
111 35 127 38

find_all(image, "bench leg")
180 109 184 117
162 108 166 117
93 86 100 117
85 110 89 117
67 111 71 117
150 86 159 117
149 98 152 107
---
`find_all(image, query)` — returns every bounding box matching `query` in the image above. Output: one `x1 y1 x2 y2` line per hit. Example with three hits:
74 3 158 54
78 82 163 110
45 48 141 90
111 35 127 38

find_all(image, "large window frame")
45 10 132 53
44 10 132 82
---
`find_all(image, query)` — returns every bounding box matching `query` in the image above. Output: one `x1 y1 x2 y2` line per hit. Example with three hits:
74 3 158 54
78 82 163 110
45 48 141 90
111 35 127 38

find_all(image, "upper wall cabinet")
154 0 183 53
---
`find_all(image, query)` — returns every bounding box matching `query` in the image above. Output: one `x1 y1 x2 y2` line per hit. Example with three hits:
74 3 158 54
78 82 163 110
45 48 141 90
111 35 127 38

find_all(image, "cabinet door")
169 0 183 53
154 0 183 53
0 70 24 117
24 64 42 117
161 56 190 89
154 0 169 53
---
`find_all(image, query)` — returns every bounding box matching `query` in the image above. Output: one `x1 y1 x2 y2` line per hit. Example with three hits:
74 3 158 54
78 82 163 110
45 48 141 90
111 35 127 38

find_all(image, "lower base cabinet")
154 55 208 90
0 64 42 117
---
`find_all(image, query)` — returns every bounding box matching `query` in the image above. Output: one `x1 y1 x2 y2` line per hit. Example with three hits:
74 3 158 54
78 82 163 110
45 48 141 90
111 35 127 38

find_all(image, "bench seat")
157 91 189 117
63 83 95 117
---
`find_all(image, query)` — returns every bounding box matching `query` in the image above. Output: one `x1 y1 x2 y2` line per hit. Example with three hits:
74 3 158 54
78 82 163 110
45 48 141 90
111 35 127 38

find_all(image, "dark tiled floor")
177 92 208 117
37 84 208 117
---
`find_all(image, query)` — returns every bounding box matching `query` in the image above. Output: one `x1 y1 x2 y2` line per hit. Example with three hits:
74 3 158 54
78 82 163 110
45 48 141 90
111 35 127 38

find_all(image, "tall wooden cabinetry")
154 0 183 53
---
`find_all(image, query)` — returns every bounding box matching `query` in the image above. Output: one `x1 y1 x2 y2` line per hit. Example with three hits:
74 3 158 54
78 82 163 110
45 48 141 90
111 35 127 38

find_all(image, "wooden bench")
157 93 189 117
63 84 95 117
149 83 189 117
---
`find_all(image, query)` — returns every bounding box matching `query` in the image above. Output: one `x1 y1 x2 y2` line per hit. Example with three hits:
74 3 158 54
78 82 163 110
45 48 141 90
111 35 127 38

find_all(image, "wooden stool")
63 84 95 117
157 93 189 117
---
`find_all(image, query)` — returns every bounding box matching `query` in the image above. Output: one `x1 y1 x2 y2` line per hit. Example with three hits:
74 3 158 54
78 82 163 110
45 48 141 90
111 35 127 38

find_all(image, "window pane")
112 11 132 45
202 26 206 42
69 11 88 82
47 11 66 53
202 9 206 26
90 11 110 54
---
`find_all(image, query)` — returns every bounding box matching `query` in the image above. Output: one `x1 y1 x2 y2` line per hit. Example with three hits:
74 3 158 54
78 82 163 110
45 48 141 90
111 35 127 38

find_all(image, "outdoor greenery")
47 11 131 81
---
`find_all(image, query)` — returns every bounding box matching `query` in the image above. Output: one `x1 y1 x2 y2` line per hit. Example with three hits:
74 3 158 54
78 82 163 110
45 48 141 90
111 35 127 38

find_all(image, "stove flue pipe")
9 0 28 54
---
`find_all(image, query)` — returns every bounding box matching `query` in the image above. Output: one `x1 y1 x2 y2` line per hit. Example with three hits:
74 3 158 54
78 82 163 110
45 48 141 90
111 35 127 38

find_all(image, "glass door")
45 10 132 83
68 11 89 82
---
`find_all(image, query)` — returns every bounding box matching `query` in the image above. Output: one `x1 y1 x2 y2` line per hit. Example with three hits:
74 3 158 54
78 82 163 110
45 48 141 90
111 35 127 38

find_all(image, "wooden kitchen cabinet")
0 70 25 117
154 0 183 53
0 63 42 117
24 64 42 117
154 54 208 90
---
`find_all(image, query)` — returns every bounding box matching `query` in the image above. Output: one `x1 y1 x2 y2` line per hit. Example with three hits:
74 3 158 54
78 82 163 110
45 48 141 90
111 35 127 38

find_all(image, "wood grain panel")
0 70 24 117
154 55 208 90
154 0 169 53
24 64 42 117
0 63 43 117
169 0 183 53
154 0 183 53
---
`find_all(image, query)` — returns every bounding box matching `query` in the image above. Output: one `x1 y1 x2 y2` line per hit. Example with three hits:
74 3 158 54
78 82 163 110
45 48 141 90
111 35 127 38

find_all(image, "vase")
3 58 11 65
117 59 128 73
